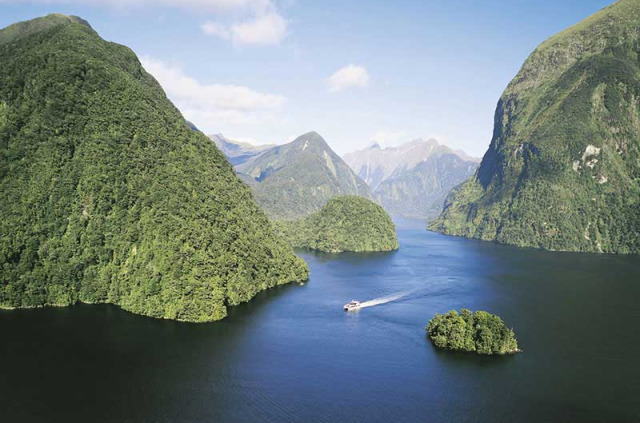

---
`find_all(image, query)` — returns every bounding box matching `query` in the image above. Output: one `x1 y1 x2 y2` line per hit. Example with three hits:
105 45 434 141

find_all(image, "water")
2 221 640 422
351 291 410 309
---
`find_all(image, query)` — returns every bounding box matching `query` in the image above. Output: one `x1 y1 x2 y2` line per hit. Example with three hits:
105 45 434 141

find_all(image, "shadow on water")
2 222 640 423
425 335 519 369
226 281 300 319
295 247 399 265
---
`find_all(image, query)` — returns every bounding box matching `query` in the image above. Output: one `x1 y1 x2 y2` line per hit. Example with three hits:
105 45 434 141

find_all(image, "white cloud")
202 12 286 46
202 11 287 46
232 12 286 45
201 21 232 40
328 65 370 93
140 56 285 129
1 0 289 47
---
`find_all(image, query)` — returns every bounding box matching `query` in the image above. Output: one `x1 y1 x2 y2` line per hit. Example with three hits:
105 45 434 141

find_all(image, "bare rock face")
344 139 479 219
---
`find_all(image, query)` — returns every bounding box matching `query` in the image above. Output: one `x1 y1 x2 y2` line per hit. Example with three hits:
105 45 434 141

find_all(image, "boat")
343 300 361 311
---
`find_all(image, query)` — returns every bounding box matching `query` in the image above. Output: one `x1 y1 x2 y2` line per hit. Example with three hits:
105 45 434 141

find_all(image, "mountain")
0 14 308 322
430 0 640 254
236 131 373 220
209 133 274 166
343 139 478 191
374 154 479 219
344 139 479 219
275 196 399 253
186 120 200 132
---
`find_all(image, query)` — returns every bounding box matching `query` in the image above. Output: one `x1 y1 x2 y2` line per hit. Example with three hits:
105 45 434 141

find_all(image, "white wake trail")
358 291 409 309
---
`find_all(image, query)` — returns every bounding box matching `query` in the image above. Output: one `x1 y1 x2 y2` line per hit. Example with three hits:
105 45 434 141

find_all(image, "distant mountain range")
343 139 480 219
213 132 372 220
209 134 274 166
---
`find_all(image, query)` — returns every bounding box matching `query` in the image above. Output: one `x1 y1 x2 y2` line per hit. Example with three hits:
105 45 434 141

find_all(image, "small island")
276 196 399 253
426 309 519 355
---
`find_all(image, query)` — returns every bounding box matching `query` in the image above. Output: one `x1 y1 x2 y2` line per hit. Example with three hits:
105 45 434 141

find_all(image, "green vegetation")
343 139 480 219
276 196 399 253
0 14 308 322
430 0 640 254
209 134 274 166
236 132 373 220
426 309 519 355
374 153 478 219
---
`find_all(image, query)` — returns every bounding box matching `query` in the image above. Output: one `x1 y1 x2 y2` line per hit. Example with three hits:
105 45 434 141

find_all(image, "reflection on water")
1 222 639 422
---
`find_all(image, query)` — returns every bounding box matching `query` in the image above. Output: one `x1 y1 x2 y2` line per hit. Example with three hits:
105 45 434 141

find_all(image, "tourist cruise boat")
343 300 361 311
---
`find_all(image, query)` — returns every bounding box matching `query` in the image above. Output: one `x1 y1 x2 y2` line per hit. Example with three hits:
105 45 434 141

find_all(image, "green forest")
430 0 640 254
426 309 519 355
236 132 373 220
0 14 308 322
276 196 399 253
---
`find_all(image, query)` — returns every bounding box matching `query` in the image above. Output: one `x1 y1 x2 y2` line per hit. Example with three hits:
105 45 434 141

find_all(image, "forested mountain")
236 131 373 220
209 133 274 166
430 0 640 254
0 14 308 322
344 139 479 219
276 196 399 253
375 154 478 219
186 120 200 132
344 139 476 191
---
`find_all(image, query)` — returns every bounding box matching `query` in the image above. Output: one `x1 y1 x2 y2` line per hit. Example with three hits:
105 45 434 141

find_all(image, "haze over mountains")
344 139 478 191
431 0 640 254
210 134 480 220
230 132 372 220
209 134 274 166
344 139 480 219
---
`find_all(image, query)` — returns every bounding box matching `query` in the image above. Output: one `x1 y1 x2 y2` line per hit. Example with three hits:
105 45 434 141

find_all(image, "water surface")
2 221 639 422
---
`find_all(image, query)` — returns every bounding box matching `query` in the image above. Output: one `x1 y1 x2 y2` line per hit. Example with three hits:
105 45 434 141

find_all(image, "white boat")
343 300 361 311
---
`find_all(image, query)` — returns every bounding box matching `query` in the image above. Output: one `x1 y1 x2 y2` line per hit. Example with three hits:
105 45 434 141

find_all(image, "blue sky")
0 0 614 156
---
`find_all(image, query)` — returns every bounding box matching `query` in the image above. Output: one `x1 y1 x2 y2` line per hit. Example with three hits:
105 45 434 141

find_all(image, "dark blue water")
2 221 640 422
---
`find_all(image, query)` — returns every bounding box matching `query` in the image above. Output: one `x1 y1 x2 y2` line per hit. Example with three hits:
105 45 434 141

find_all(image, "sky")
0 0 615 157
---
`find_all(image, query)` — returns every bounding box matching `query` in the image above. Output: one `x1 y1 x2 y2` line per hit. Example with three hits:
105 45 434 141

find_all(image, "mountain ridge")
375 154 479 219
0 13 93 45
344 139 479 218
343 138 479 191
209 133 274 166
236 131 373 220
430 0 640 254
0 14 308 322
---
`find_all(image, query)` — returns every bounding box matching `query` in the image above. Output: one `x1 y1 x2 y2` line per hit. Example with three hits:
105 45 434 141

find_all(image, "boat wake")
357 291 409 309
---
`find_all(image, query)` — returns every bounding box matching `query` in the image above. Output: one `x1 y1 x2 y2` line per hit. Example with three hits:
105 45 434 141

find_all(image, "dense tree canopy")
276 196 399 253
0 14 308 322
236 132 373 220
426 309 519 355
430 0 640 254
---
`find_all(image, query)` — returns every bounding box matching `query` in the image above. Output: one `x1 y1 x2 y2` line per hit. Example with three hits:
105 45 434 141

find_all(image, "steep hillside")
345 139 443 191
209 133 274 166
344 139 479 218
237 132 373 220
276 196 399 253
375 154 478 219
344 139 478 191
0 14 308 322
430 0 640 254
